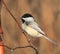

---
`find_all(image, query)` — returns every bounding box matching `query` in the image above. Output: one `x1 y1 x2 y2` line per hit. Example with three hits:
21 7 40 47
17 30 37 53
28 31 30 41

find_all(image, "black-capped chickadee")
21 13 57 46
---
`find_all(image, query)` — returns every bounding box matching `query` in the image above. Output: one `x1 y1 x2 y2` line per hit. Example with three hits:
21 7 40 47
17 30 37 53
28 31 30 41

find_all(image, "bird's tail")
42 36 57 46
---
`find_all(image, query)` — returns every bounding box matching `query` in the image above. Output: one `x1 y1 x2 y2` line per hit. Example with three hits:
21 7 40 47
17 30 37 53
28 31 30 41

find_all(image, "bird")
21 13 57 46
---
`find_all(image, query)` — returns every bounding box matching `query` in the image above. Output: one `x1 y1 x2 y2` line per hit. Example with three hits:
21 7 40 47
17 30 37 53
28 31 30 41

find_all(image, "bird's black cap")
21 13 33 18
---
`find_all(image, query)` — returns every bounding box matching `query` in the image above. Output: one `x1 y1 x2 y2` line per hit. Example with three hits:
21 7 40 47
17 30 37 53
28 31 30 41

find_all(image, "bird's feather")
28 22 57 45
29 22 45 35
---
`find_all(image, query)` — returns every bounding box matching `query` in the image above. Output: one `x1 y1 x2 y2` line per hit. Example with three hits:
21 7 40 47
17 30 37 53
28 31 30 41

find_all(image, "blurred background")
0 0 60 54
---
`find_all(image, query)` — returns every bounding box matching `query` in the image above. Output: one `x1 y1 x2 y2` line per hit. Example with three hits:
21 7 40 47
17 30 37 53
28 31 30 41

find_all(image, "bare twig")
1 0 28 41
0 45 38 54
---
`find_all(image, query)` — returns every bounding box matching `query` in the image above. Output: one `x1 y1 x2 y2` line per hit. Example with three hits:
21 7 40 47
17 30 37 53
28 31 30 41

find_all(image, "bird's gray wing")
29 22 45 35
29 22 57 46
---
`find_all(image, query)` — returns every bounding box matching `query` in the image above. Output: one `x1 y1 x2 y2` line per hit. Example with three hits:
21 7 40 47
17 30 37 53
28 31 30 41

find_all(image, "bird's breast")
25 26 40 37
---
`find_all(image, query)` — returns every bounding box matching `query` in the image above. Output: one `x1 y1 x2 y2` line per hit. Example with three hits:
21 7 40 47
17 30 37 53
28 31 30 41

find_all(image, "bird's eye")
21 19 25 23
